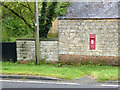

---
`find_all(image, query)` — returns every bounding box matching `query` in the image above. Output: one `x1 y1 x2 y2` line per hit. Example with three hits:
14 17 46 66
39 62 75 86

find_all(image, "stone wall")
16 19 119 65
16 38 58 62
58 19 119 65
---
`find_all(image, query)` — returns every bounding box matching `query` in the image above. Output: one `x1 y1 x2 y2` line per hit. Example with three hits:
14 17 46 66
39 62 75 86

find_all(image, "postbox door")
90 34 96 50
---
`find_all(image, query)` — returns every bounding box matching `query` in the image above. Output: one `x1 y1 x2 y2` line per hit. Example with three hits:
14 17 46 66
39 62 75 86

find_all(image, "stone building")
17 2 120 65
58 2 120 65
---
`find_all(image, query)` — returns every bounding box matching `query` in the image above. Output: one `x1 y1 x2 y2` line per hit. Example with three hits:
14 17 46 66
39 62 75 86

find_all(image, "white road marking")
0 79 81 85
101 84 119 87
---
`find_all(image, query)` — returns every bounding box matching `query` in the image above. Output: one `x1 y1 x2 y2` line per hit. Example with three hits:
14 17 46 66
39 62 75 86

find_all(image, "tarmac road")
0 79 119 88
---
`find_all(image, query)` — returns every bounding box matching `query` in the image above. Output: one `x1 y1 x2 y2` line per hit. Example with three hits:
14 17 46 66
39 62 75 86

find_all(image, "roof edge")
58 17 120 20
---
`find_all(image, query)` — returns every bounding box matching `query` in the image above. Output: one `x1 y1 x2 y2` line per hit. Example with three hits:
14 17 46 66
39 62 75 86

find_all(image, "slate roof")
58 2 120 19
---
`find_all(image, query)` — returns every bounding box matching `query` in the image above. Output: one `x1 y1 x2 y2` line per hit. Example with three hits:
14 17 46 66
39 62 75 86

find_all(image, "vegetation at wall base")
1 61 119 82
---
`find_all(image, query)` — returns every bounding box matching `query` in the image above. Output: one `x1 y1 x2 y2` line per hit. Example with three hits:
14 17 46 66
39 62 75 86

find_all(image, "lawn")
1 62 119 82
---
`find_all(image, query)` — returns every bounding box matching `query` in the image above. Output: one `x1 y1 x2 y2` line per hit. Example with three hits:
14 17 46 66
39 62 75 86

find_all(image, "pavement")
0 74 63 81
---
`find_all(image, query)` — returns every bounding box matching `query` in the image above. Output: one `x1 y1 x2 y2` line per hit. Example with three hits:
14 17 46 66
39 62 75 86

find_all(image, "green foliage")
2 2 35 30
27 61 35 65
1 2 71 41
55 2 71 16
39 2 58 38
2 16 32 42
39 2 71 38
2 2 35 42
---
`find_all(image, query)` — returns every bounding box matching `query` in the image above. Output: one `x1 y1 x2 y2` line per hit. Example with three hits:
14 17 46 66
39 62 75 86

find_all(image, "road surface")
0 79 119 88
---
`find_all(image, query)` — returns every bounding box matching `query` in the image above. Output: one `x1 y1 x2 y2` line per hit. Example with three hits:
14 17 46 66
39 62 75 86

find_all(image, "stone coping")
16 38 58 41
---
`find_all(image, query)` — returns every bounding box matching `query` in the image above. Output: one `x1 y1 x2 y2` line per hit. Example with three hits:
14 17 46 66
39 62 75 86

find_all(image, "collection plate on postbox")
89 34 96 50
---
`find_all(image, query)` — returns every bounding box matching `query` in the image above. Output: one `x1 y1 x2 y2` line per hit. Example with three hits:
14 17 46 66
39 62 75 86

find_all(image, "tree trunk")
33 32 35 38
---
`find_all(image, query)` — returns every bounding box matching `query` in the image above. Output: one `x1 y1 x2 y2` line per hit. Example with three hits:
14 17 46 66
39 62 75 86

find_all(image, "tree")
39 2 71 38
1 2 35 42
1 2 35 31
39 2 58 38
1 1 70 38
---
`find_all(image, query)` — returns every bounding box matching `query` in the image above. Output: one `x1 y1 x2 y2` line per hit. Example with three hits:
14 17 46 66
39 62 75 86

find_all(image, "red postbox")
90 34 96 50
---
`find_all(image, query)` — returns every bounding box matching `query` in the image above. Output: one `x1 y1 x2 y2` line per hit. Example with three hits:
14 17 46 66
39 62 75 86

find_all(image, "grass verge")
1 62 119 82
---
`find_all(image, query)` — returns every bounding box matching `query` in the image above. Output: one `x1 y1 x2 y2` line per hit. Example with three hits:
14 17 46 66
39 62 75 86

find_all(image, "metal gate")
0 42 17 62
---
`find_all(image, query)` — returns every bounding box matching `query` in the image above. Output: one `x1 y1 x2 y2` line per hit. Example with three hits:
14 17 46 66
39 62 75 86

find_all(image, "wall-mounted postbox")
89 34 96 50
